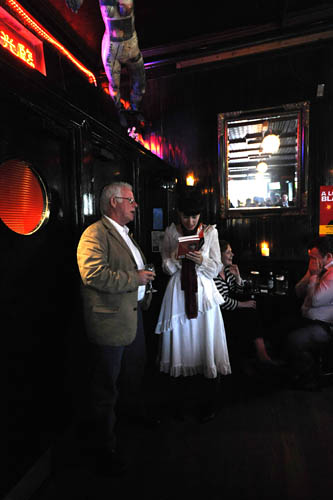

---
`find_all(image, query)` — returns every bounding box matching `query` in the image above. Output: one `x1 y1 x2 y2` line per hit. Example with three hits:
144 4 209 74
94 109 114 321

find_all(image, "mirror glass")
218 102 309 215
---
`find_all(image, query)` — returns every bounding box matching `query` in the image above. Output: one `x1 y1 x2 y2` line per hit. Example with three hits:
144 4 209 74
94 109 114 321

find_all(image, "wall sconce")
186 173 196 186
261 130 280 154
260 241 270 257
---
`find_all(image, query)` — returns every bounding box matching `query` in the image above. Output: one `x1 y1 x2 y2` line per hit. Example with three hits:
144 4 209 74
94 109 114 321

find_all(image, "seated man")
281 193 289 207
287 236 333 389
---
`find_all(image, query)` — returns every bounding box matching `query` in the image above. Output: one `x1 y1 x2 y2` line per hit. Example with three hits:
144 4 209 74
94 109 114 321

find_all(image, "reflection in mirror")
218 102 309 215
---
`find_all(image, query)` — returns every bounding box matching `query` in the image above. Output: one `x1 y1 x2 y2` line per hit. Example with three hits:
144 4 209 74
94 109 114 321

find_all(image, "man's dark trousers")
88 306 146 452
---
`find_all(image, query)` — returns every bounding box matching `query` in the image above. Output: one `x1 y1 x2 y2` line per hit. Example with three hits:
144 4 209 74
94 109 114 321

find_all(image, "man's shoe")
133 111 145 126
117 109 129 128
172 406 186 422
128 110 145 131
200 409 216 424
139 415 161 430
291 374 321 392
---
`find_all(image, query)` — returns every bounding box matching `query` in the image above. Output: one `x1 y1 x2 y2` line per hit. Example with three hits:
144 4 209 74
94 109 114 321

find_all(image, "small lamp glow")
261 241 270 257
186 173 195 186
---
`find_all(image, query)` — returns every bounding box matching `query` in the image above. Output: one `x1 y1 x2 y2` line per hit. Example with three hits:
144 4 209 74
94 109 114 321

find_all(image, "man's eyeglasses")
114 196 136 205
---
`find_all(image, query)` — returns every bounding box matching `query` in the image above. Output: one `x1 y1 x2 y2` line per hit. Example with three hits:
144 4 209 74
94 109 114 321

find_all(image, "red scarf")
180 223 204 319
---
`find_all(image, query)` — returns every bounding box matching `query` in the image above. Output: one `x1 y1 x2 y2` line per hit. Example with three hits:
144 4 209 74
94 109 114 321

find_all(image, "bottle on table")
283 270 289 294
267 271 274 293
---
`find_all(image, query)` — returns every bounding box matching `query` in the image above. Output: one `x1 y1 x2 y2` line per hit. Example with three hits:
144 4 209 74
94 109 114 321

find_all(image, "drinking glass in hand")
243 279 253 298
145 263 157 293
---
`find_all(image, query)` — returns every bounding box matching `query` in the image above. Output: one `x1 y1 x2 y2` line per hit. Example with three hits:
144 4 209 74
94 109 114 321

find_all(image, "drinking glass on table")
275 274 285 295
145 263 157 293
250 270 260 293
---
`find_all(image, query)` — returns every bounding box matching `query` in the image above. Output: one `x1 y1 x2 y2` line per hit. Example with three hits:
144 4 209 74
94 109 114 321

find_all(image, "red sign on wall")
0 6 46 75
319 186 333 236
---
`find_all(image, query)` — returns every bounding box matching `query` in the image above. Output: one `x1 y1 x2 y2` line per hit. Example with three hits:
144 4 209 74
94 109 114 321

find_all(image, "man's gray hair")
100 181 133 215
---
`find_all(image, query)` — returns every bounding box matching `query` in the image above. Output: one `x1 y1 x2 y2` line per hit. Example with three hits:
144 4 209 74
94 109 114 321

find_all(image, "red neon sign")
0 5 45 75
1 30 35 68
4 0 97 85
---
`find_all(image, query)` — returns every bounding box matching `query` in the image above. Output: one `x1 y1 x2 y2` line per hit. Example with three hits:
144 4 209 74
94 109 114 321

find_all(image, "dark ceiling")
17 0 333 77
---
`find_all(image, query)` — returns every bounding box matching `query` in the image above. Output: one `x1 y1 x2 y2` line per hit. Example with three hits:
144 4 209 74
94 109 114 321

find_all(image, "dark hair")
308 236 333 256
219 239 230 253
177 188 204 216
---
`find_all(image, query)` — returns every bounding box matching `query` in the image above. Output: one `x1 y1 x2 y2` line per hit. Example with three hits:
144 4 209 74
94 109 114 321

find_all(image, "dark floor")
31 369 333 500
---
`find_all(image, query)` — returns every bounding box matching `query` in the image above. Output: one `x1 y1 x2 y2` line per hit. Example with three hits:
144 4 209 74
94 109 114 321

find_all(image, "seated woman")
214 240 276 371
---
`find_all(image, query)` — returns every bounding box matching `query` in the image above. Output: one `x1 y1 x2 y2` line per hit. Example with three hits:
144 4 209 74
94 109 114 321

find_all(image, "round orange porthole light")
0 159 49 235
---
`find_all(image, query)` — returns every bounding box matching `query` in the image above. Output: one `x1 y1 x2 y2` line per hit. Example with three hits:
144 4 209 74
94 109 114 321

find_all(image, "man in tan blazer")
77 181 155 476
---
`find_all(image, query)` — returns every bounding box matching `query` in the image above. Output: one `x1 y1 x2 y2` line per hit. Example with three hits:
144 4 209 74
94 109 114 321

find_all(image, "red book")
177 234 204 258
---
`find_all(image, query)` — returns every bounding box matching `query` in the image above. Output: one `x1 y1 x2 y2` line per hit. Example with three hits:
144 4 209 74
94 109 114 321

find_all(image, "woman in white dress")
155 190 231 420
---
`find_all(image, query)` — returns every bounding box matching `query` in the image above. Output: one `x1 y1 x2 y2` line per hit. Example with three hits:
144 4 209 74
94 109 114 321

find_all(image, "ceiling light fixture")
256 161 268 173
261 130 280 154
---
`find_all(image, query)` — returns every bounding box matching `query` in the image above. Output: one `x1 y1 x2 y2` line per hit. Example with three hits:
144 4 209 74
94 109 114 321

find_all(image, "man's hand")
308 257 322 276
65 0 84 14
137 270 155 285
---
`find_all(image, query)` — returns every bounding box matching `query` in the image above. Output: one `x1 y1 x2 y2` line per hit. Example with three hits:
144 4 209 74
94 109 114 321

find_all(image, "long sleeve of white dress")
160 225 182 276
160 223 222 277
196 225 223 279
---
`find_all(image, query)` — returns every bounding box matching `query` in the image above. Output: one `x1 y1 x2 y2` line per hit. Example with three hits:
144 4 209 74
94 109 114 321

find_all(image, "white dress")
155 223 231 378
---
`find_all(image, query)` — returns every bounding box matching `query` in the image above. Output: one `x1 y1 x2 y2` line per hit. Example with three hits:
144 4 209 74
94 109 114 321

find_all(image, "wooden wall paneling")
145 44 333 265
